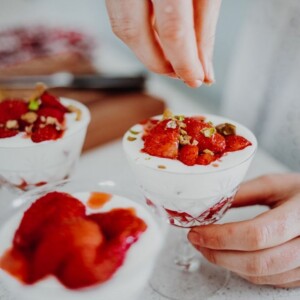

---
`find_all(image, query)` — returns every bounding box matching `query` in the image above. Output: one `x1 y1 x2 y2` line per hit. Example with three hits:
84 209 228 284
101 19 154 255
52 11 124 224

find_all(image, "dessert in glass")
0 180 166 300
0 85 90 192
123 110 257 299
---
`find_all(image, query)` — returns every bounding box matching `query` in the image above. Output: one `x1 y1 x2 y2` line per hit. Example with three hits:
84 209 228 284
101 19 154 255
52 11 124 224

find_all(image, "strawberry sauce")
0 192 147 289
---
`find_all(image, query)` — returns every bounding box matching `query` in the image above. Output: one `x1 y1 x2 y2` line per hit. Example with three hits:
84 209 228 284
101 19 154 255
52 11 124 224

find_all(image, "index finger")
188 195 300 251
153 0 204 87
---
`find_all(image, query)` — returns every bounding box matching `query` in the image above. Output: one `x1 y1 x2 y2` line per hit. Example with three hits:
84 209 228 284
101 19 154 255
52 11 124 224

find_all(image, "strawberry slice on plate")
0 100 28 124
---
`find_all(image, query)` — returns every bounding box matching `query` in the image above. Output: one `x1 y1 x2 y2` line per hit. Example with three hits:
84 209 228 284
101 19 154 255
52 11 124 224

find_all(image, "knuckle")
246 256 270 276
248 224 270 250
110 18 139 43
159 19 185 43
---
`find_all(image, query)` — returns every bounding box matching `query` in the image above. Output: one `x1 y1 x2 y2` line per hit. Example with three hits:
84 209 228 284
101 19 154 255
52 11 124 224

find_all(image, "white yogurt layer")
123 114 257 216
0 192 164 300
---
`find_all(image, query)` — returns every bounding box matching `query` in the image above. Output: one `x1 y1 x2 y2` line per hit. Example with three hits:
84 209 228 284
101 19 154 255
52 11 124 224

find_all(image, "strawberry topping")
0 90 72 143
140 113 252 166
1 191 147 290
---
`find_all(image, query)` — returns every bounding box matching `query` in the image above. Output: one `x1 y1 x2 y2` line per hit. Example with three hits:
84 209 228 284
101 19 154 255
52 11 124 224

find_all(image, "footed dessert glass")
123 113 257 300
0 179 167 300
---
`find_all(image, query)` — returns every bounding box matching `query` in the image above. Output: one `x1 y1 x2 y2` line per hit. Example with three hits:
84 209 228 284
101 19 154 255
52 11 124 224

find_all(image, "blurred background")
0 0 299 171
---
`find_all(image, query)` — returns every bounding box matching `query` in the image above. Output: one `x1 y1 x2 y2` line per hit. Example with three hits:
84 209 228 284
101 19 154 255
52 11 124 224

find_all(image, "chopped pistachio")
180 129 187 135
68 105 82 121
129 129 140 135
191 140 199 146
212 163 219 168
127 136 137 142
158 165 166 169
178 121 187 129
28 83 47 102
6 120 18 129
201 127 216 138
25 125 33 134
21 112 38 124
179 134 191 145
163 108 173 120
175 115 185 122
166 120 177 129
40 116 46 123
28 98 41 111
216 123 236 136
203 149 214 156
46 116 59 125
145 157 151 160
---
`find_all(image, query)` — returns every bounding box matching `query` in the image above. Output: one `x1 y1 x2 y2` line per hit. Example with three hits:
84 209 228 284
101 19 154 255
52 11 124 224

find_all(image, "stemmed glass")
0 96 90 207
123 113 257 300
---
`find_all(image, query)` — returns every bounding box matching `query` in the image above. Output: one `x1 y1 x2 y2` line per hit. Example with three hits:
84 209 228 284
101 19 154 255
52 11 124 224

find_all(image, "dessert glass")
123 113 257 300
0 179 167 300
0 97 90 194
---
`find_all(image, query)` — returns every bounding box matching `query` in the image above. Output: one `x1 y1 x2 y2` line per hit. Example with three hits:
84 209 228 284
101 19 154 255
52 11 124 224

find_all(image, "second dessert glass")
123 113 257 300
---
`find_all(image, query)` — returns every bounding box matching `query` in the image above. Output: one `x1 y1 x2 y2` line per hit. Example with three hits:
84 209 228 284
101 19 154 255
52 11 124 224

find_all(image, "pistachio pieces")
157 165 166 169
68 105 82 121
163 108 173 120
28 98 41 111
129 129 140 135
216 123 236 136
29 83 47 102
6 120 19 129
201 127 216 138
166 120 177 129
21 112 38 124
127 136 137 142
203 149 214 156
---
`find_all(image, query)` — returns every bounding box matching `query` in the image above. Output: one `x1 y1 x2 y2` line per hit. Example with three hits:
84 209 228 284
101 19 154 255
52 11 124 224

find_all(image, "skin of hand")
188 173 300 288
105 0 222 88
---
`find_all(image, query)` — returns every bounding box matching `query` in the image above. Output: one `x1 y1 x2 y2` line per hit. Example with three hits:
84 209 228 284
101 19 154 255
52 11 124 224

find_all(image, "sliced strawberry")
178 145 199 166
0 248 30 283
198 133 226 153
196 153 217 165
40 92 68 113
14 192 86 250
142 119 159 140
184 117 210 142
88 208 147 249
0 100 28 124
38 107 65 123
31 124 62 143
225 135 252 152
32 218 103 282
0 127 18 138
143 119 179 159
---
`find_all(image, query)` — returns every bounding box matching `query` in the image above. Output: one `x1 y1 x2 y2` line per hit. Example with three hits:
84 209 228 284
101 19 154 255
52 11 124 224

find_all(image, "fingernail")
165 72 179 79
185 79 203 88
204 62 215 85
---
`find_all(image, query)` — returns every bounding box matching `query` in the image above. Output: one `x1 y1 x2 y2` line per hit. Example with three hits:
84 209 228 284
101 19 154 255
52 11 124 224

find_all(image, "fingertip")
185 79 203 88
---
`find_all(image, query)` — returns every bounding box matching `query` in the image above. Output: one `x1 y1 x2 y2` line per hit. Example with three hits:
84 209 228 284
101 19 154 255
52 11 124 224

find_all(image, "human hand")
188 174 300 288
105 0 222 87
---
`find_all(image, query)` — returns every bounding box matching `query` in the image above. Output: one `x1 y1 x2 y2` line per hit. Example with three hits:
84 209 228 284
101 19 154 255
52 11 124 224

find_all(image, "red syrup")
0 192 147 289
146 196 235 228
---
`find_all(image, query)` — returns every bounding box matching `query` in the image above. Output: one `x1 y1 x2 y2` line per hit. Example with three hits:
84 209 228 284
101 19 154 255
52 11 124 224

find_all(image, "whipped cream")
0 98 90 189
0 192 164 300
123 113 257 217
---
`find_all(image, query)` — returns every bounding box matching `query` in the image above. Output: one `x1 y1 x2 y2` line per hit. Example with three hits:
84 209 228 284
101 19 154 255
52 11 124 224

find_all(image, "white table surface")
1 50 299 300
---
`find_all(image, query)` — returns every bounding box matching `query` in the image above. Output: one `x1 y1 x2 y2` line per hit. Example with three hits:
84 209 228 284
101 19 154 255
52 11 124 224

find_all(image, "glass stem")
174 228 200 272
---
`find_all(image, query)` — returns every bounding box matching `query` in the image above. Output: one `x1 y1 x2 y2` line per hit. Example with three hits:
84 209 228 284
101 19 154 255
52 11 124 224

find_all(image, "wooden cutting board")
1 88 165 152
